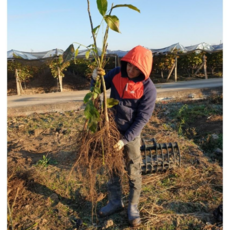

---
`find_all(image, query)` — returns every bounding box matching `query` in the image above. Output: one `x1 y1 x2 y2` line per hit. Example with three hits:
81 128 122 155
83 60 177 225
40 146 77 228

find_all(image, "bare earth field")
7 95 223 230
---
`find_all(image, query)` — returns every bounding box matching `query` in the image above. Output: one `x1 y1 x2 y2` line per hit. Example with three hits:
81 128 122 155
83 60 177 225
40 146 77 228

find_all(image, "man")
91 45 157 227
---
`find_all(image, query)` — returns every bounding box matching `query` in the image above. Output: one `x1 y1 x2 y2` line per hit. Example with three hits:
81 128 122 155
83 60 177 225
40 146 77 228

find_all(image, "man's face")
126 62 142 79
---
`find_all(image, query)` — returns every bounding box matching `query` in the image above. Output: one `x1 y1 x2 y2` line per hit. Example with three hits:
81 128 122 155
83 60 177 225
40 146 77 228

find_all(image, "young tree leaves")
84 100 100 133
84 92 93 104
104 15 120 33
85 50 90 59
97 0 108 16
80 0 140 132
94 86 101 95
84 101 100 120
74 45 81 63
75 49 79 57
63 44 75 63
93 25 100 35
112 4 140 13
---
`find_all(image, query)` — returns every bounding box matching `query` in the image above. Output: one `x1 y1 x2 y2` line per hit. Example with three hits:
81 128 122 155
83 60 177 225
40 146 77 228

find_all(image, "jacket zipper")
122 83 128 98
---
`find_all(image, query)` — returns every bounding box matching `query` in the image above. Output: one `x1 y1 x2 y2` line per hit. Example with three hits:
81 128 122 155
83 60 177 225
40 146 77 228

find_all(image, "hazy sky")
7 0 224 52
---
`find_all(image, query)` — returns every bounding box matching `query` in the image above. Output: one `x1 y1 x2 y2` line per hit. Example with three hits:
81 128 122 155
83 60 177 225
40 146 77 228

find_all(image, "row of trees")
7 50 223 95
152 51 223 80
7 45 95 95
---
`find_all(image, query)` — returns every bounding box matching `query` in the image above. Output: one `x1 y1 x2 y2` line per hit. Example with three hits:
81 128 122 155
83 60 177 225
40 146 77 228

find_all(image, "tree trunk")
58 67 63 92
203 55 208 79
161 70 164 78
15 69 21 96
174 56 177 82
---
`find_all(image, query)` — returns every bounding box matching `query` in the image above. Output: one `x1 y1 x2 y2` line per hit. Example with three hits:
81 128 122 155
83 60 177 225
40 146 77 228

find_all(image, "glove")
92 67 106 80
113 140 125 152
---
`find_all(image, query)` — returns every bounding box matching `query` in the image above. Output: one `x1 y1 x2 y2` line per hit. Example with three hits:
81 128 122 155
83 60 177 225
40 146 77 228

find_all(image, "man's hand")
113 140 124 151
92 67 106 80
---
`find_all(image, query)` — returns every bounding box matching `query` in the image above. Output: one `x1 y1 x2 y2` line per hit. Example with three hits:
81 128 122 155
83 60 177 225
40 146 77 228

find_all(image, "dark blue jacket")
92 46 157 145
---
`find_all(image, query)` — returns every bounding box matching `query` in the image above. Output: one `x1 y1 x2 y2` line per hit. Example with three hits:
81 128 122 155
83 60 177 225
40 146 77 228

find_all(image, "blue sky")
7 0 223 52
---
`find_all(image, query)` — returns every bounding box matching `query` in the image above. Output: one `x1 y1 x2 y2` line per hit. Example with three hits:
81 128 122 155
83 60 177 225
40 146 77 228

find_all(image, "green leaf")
92 25 100 34
85 50 90 59
104 15 120 33
93 92 99 99
88 121 98 133
74 48 79 64
63 44 75 63
75 49 79 57
97 0 108 16
112 4 140 13
84 92 93 104
84 102 93 120
84 101 100 120
94 86 101 94
107 98 119 108
84 100 100 133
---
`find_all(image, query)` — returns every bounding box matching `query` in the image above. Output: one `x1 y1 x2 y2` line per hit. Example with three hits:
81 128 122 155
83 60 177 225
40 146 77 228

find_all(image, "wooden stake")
167 63 176 80
194 63 204 76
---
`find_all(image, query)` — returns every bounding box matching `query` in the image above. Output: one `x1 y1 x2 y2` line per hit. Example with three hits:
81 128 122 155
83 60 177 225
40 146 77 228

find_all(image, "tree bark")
58 67 63 92
203 55 208 79
174 56 177 82
15 69 21 96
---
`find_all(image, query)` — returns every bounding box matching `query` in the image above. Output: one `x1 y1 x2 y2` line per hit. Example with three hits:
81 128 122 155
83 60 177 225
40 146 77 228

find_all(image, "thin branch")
87 0 100 66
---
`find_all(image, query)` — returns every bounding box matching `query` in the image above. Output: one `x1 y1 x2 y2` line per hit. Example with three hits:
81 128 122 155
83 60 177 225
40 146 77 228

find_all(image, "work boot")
128 203 141 227
98 199 124 217
98 177 124 217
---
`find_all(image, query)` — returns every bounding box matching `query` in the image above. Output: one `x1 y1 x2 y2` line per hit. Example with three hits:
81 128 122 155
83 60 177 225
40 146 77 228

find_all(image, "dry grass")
7 97 223 229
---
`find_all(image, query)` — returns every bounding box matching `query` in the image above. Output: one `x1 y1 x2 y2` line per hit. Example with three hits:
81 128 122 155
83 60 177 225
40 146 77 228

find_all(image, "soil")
7 73 223 229
7 94 223 230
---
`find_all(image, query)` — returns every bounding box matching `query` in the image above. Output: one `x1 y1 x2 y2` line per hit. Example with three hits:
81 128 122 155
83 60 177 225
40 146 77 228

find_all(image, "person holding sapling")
91 45 157 227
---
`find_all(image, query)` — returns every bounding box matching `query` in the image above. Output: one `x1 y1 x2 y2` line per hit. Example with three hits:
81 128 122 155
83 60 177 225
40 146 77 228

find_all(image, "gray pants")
107 136 142 204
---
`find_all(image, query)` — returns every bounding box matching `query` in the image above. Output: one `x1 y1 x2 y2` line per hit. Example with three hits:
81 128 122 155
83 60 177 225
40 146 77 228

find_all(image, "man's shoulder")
143 78 156 90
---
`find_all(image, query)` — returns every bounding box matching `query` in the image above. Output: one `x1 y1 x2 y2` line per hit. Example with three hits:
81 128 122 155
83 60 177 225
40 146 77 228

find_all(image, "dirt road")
7 78 222 116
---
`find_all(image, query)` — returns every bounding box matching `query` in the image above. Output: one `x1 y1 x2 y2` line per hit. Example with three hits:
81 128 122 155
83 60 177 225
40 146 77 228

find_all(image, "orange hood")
121 45 153 80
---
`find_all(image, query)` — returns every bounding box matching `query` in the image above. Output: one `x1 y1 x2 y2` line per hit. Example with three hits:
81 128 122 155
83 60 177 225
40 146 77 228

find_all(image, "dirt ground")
7 93 223 230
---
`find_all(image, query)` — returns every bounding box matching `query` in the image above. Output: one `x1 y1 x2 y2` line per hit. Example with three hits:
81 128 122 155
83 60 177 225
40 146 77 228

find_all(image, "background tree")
178 52 203 77
206 51 223 75
48 44 75 92
7 55 38 95
153 53 176 79
68 58 97 81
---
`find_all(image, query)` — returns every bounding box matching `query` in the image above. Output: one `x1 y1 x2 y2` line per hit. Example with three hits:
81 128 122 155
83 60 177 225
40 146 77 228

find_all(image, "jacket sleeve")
121 82 157 145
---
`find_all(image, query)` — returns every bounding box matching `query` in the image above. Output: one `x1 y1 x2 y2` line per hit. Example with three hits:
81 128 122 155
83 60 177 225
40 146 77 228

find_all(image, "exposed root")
69 111 126 215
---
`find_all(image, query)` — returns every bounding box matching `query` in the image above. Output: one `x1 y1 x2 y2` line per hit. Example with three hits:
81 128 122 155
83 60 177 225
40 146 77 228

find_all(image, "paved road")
7 78 222 108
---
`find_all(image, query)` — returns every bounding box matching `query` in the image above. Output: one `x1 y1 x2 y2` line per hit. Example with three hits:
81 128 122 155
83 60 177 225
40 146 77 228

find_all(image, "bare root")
69 111 126 207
